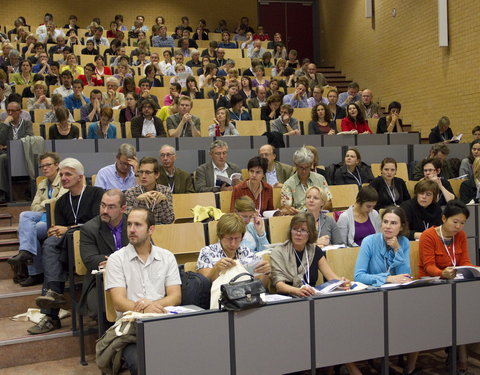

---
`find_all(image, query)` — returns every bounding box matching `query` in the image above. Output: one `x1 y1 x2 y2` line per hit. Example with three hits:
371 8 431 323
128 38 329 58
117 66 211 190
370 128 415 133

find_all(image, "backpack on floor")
180 271 211 310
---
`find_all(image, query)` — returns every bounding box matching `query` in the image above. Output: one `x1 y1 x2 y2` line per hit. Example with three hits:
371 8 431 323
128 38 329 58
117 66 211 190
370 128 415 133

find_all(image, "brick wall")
319 0 480 140
0 0 257 39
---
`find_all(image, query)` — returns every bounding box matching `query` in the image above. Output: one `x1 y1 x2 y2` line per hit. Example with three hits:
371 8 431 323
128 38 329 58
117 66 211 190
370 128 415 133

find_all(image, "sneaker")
19 274 44 287
35 289 66 309
27 315 61 335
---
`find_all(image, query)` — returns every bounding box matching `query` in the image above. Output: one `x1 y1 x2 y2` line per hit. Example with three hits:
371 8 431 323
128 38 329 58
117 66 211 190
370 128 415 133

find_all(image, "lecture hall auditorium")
1 1 480 374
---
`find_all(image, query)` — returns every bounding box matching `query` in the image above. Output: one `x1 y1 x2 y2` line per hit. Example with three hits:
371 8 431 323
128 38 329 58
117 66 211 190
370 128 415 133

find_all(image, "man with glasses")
95 144 138 191
125 157 174 224
8 152 67 286
166 96 200 137
0 101 34 202
194 140 241 192
157 144 194 194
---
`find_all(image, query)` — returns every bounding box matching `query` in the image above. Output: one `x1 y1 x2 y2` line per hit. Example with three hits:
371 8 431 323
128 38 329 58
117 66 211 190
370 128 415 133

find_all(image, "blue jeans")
41 235 65 317
18 211 48 275
122 343 138 375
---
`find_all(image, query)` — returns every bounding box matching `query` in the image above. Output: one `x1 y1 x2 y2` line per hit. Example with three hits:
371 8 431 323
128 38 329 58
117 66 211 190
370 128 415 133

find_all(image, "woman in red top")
341 103 372 134
230 156 273 214
77 63 103 87
419 199 474 373
94 55 112 77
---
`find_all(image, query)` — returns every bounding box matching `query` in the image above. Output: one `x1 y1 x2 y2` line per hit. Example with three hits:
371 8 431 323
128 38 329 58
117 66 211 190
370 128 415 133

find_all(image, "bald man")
157 144 195 193
355 89 382 119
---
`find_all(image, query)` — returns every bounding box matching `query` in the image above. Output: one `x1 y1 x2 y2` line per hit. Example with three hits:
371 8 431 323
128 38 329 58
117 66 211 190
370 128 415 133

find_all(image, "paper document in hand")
215 172 242 187
315 279 345 294
381 277 441 288
244 258 262 276
453 266 480 279
450 134 463 143
264 294 293 302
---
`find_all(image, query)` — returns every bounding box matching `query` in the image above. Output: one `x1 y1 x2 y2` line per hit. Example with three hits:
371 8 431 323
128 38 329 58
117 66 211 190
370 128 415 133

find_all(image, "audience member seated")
270 211 350 293
418 200 474 374
428 116 455 144
42 94 73 123
11 60 34 85
261 94 282 121
95 143 137 191
152 25 175 47
247 86 267 109
420 158 455 206
230 156 273 214
472 126 480 140
105 207 181 374
125 157 174 224
258 144 293 188
45 61 61 86
156 96 179 123
87 26 110 47
166 96 201 137
252 66 269 89
208 107 239 136
143 65 162 88
331 148 374 186
60 53 84 76
194 140 241 193
305 186 343 246
281 147 332 213
369 157 410 209
48 107 81 139
272 58 287 77
170 64 188 90
340 103 372 134
325 89 346 121
8 153 66 286
119 93 140 123
113 61 133 87
137 79 160 108
218 31 237 49
337 186 380 247
80 89 104 123
53 70 74 98
94 55 112 77
102 77 125 108
78 63 103 87
64 79 90 110
376 101 403 133
338 81 361 108
196 213 270 286
182 76 204 99
216 81 238 110
459 139 480 179
306 85 326 108
229 94 251 121
28 158 104 335
164 83 181 107
0 94 32 122
282 81 309 108
400 180 442 240
27 81 52 110
157 144 194 194
355 89 382 119
460 157 480 204
308 103 337 135
81 39 99 56
412 144 454 180
239 76 256 103
87 107 116 139
32 52 52 74
233 196 270 252
270 104 300 136
131 98 165 138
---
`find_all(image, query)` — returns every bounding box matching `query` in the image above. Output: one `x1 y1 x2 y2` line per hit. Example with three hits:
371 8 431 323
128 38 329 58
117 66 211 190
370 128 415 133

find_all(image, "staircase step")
0 238 19 252
0 316 97 369
0 213 13 226
0 255 16 280
0 279 43 318
0 226 18 240
0 354 104 374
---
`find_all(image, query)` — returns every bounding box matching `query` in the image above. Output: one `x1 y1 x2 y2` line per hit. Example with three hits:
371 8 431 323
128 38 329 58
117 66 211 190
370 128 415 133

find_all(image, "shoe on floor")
35 289 66 309
27 315 61 335
8 250 34 267
19 274 44 287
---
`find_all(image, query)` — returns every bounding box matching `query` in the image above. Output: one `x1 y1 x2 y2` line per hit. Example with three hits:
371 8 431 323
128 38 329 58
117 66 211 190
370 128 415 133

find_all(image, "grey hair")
160 144 176 155
210 140 229 152
293 146 314 165
105 76 120 87
9 49 20 58
225 59 235 66
59 158 84 176
117 143 136 158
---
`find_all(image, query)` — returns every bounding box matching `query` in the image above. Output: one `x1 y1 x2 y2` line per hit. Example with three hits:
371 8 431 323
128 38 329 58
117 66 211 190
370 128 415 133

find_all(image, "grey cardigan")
337 205 381 247
317 211 343 245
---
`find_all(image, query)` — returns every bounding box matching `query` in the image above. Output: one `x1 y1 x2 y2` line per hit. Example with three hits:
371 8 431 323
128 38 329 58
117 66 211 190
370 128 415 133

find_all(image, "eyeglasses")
137 170 155 175
223 236 242 242
160 153 175 158
39 162 55 169
6 109 20 113
291 228 309 235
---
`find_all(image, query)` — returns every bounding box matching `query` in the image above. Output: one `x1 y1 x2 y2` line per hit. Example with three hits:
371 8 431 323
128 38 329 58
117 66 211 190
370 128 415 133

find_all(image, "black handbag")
219 272 266 311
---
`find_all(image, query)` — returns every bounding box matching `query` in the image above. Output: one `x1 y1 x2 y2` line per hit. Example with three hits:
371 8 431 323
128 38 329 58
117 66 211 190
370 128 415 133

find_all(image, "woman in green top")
11 60 34 85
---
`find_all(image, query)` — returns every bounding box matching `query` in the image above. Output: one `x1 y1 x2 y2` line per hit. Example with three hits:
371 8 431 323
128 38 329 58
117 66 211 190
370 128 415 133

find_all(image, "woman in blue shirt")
233 196 269 252
354 205 420 375
87 107 117 139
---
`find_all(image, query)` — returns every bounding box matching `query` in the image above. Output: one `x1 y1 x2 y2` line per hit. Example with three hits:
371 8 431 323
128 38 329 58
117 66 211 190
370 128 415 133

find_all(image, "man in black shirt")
28 158 104 334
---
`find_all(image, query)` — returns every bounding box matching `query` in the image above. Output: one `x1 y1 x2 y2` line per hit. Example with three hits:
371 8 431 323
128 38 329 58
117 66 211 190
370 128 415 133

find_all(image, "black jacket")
369 176 411 209
459 178 478 204
428 126 453 144
400 198 442 240
331 162 374 186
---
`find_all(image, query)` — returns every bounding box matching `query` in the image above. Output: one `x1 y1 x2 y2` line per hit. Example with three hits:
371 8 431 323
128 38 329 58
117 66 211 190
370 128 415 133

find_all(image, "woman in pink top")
341 103 372 134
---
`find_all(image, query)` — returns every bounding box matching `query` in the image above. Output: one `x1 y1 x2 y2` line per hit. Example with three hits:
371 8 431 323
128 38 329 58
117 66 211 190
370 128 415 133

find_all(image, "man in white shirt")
165 52 193 76
258 144 293 188
247 39 266 59
53 70 74 98
106 207 181 374
87 27 110 47
37 21 65 44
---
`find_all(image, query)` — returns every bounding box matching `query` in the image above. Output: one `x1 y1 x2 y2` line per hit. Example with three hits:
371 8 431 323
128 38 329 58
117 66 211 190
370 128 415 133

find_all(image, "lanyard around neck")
294 248 310 284
348 167 362 186
69 186 85 225
439 225 456 267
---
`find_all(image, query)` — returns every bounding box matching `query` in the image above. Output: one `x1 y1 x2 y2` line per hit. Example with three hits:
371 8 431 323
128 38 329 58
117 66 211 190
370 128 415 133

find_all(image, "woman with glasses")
196 213 270 286
77 63 103 87
233 196 270 252
8 152 67 287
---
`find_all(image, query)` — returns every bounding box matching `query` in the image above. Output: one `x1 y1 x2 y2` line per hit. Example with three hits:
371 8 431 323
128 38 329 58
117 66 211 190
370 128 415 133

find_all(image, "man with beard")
78 189 128 318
